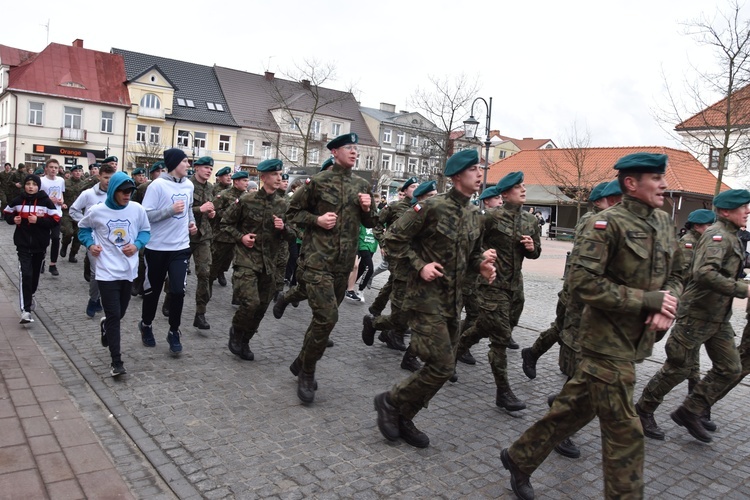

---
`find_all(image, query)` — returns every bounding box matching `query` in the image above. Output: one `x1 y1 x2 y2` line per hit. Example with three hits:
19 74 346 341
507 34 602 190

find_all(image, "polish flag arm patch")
684 243 693 249
594 220 607 230
712 235 723 241
413 203 422 212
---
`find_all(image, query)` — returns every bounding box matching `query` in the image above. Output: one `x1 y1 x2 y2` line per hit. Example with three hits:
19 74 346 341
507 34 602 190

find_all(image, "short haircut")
617 171 644 195
45 158 60 168
100 164 117 175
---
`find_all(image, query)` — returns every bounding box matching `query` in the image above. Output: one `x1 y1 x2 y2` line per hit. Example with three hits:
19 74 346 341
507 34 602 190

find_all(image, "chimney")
301 79 311 89
379 102 396 113
523 137 533 140
399 110 408 114
72 39 84 48
264 71 274 81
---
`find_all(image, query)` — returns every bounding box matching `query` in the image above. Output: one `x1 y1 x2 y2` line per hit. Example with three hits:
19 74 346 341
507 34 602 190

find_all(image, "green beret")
326 133 358 150
413 180 437 199
103 156 118 163
231 171 249 180
589 181 610 202
478 184 500 200
281 173 289 180
613 153 667 174
497 171 524 193
149 161 165 173
320 157 334 172
89 163 100 170
215 167 232 177
194 156 214 167
69 164 83 172
601 179 622 198
444 149 479 176
132 167 146 176
401 176 419 191
257 159 283 172
187 169 195 177
713 189 750 209
33 167 44 175
687 209 716 224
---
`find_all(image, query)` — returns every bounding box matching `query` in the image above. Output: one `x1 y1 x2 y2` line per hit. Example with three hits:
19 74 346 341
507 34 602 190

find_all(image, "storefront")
31 144 106 170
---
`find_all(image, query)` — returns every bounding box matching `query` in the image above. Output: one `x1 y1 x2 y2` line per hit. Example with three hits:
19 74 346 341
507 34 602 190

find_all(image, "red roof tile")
492 132 555 150
486 146 730 196
675 83 750 130
7 43 130 107
0 44 36 67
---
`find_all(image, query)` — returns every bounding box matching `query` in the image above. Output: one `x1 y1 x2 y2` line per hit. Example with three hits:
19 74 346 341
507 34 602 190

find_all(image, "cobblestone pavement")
3 227 750 499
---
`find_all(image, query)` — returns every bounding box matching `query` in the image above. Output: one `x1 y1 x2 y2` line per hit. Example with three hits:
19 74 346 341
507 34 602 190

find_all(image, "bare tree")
409 74 481 191
126 140 163 171
265 59 355 168
539 124 611 220
660 0 750 193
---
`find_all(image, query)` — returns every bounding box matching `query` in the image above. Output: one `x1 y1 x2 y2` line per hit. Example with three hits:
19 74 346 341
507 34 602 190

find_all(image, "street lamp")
463 97 493 205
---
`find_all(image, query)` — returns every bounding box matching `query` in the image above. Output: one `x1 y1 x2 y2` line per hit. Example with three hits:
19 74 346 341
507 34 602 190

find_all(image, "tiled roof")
0 44 36 67
494 132 555 150
7 43 129 106
486 146 730 196
360 107 441 132
215 67 377 146
112 48 237 127
675 83 750 130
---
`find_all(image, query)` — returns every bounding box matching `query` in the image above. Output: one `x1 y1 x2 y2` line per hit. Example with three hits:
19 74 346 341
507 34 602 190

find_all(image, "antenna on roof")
41 19 49 45
263 56 274 72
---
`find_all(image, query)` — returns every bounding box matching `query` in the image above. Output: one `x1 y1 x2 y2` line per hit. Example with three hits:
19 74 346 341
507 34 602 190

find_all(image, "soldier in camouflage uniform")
221 160 290 361
273 173 292 301
8 164 27 203
59 164 97 264
374 149 497 448
286 134 374 404
212 166 232 198
187 156 216 330
132 167 147 189
458 183 504 365
501 153 683 500
0 162 12 208
636 192 749 444
209 171 250 290
456 171 541 412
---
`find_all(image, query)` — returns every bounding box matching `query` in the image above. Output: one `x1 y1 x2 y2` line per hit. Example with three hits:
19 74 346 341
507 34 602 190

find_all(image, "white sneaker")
20 311 33 324
345 290 362 302
356 290 366 302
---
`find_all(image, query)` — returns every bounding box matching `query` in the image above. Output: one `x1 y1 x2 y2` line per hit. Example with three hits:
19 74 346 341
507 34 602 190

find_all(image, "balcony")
60 127 87 143
395 144 406 152
138 106 165 120
409 146 421 155
309 132 323 142
241 155 254 165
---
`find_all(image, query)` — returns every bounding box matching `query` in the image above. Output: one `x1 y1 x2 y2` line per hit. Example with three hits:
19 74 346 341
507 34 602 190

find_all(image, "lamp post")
463 97 493 206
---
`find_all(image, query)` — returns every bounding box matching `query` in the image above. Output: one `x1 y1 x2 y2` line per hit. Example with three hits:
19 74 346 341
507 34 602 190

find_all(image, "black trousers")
98 280 132 362
356 249 374 292
17 251 44 312
285 242 300 286
49 225 60 264
142 248 191 331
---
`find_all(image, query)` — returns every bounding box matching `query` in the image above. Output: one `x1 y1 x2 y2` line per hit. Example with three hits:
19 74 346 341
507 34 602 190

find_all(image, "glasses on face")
341 145 358 151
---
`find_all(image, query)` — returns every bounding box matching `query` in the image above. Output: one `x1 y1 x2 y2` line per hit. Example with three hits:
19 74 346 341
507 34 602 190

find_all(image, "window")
366 156 374 170
381 154 391 170
709 148 723 170
136 124 147 143
421 160 429 175
383 129 392 143
207 102 216 110
29 102 43 126
100 111 114 133
312 120 321 135
177 130 190 147
411 135 418 147
331 122 341 136
194 132 207 149
395 156 405 172
215 103 224 111
262 141 272 160
177 98 186 106
499 150 507 159
64 106 82 129
397 132 405 145
149 126 160 144
185 99 195 108
288 116 300 131
408 158 418 172
244 140 254 157
309 148 320 164
140 93 161 109
289 146 299 162
219 135 231 152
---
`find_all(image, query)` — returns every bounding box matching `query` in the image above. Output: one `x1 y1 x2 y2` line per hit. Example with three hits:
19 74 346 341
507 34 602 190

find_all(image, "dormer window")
140 93 161 109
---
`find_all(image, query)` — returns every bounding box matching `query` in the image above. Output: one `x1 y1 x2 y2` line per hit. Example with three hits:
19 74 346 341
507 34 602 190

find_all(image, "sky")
2 0 739 149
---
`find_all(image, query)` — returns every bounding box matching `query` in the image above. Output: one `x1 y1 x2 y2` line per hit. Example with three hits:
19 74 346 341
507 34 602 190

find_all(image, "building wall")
677 130 748 189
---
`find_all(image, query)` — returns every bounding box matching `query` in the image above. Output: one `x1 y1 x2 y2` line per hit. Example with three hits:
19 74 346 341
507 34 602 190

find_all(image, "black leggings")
356 250 374 292
17 251 44 312
49 225 60 264
98 280 132 361
142 248 191 330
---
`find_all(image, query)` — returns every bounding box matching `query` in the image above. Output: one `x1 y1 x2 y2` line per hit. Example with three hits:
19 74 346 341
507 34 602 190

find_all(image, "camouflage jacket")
212 186 246 243
569 195 683 362
132 180 152 205
220 187 289 274
213 181 231 198
461 204 485 295
678 229 701 278
287 163 374 273
385 187 484 318
63 177 97 210
373 197 411 245
480 202 541 291
189 176 214 242
677 217 747 323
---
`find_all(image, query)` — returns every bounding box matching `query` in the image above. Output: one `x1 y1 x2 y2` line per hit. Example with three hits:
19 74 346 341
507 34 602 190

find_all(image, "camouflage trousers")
509 356 644 499
461 288 480 333
209 240 234 282
457 286 513 391
275 241 289 292
558 342 579 379
190 240 212 314
638 317 740 414
530 287 567 358
370 273 393 316
372 277 408 334
281 262 312 305
298 268 348 373
510 286 524 329
711 321 750 404
390 312 460 420
231 266 275 343
60 213 82 258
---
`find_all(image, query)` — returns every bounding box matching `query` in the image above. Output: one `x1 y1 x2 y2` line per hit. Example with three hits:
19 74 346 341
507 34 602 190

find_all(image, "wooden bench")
547 226 575 240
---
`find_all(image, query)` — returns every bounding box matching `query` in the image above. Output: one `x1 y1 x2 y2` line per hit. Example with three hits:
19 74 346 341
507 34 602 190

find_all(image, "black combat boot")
501 449 534 500
273 295 289 319
636 403 665 440
554 437 581 459
671 405 712 443
217 272 227 287
193 313 210 330
297 371 316 404
228 327 242 356
508 336 520 350
398 416 429 448
400 350 422 372
457 348 476 365
379 330 406 351
521 348 538 379
374 392 400 441
289 357 317 390
362 315 376 346
701 407 717 432
496 388 526 411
